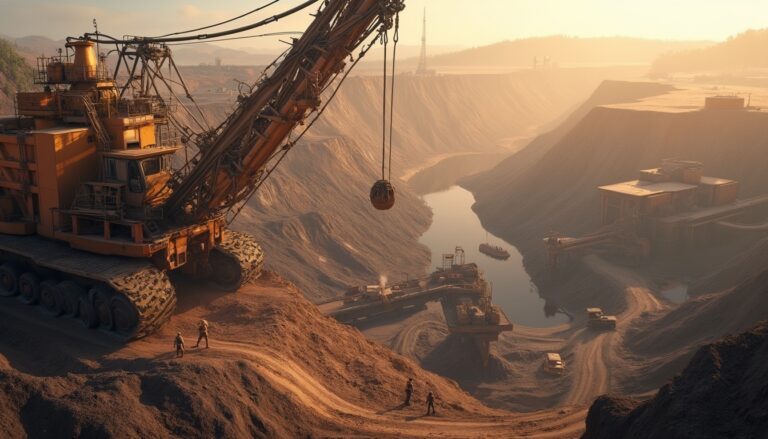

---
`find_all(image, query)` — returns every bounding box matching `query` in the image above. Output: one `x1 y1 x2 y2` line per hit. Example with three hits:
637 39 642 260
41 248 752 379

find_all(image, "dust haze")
0 1 767 438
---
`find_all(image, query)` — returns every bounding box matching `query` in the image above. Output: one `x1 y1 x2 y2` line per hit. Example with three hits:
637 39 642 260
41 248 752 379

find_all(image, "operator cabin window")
125 129 140 149
141 157 162 176
128 161 143 193
141 157 161 177
104 158 118 180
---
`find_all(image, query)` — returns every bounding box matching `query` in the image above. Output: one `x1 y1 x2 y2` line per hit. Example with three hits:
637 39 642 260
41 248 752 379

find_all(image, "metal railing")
35 56 111 84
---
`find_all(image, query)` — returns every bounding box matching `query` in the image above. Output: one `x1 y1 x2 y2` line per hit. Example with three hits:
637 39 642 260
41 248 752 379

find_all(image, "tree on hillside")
0 38 35 97
651 29 768 74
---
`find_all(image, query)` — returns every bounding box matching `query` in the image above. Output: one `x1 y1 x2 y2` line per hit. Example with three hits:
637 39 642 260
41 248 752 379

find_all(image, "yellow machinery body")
0 1 405 339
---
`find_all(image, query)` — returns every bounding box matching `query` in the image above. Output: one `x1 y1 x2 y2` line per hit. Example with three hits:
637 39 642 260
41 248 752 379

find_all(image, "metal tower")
416 8 432 75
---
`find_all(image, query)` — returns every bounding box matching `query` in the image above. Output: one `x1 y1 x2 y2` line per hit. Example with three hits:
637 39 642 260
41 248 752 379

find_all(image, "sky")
1 0 767 51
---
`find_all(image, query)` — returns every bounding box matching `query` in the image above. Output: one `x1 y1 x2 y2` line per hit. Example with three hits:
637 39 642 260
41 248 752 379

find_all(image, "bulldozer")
0 0 406 339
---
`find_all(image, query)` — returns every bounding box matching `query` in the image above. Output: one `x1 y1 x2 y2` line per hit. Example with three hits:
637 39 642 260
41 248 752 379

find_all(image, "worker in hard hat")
194 319 209 349
404 378 414 405
174 332 185 358
426 391 436 416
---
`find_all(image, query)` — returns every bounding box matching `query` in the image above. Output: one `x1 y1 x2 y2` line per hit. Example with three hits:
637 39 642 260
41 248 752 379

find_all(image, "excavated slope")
582 320 768 439
183 71 613 299
311 70 616 167
232 136 431 302
463 80 675 198
467 82 768 271
0 273 498 438
624 263 768 365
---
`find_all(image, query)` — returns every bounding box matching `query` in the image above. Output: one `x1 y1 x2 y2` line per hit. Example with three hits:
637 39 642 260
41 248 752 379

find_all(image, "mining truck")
543 353 565 375
0 0 406 339
586 308 617 330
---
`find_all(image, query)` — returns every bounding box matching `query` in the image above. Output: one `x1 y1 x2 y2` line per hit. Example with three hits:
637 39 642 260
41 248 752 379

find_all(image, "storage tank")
46 62 65 83
66 40 98 81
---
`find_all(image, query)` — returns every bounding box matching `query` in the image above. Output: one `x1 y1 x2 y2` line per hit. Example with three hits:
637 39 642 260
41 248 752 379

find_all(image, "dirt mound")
232 136 432 301
0 273 501 438
583 321 768 439
627 267 768 357
689 237 768 295
422 335 511 382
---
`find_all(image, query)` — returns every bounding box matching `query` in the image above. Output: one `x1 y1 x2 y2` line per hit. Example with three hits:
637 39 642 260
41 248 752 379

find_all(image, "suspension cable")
77 0 320 44
227 30 383 223
380 29 389 180
165 31 303 46
388 12 400 180
155 0 281 38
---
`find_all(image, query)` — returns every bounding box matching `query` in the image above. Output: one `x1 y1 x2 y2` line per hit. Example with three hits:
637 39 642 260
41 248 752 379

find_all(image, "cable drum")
370 179 395 210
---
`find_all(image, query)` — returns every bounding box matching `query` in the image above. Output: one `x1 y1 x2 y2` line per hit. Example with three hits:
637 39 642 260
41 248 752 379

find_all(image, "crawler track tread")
214 231 264 288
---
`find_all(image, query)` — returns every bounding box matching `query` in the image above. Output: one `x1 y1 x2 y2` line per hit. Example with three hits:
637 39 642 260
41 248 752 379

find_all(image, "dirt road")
211 339 587 438
384 254 666 410
0 274 592 438
392 318 445 358
562 255 665 405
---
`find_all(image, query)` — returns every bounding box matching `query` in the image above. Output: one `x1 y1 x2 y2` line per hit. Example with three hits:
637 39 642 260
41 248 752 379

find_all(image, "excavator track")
0 235 176 340
209 231 264 291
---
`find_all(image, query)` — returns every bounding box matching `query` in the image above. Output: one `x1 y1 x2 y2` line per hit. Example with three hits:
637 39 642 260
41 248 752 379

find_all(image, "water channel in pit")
418 185 570 328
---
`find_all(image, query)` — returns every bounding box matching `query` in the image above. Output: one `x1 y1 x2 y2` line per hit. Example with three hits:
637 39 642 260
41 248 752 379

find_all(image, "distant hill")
0 38 35 114
419 36 710 68
9 35 64 57
651 29 768 74
171 43 278 66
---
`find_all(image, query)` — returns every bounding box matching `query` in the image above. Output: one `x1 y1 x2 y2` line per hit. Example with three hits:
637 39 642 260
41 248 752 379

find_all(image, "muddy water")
419 186 569 327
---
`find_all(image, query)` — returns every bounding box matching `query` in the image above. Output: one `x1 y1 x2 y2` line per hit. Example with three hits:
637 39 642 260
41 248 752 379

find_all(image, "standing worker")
174 332 185 358
404 378 414 405
194 319 209 349
426 391 436 416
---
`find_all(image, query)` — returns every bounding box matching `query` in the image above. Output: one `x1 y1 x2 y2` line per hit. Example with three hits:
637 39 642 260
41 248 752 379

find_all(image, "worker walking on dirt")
426 391 436 416
404 378 414 405
194 319 209 349
174 332 185 358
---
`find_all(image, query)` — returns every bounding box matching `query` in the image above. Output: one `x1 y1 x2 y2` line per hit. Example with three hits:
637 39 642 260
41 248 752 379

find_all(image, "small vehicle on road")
543 353 565 375
586 307 617 330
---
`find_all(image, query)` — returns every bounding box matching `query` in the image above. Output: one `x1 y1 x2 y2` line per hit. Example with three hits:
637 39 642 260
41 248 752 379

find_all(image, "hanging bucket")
370 179 395 210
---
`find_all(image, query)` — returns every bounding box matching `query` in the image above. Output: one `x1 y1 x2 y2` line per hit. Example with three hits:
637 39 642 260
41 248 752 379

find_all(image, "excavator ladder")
82 96 111 151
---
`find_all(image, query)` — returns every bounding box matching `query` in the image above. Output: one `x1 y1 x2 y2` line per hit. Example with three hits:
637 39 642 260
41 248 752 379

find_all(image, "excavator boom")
163 0 404 225
0 0 404 340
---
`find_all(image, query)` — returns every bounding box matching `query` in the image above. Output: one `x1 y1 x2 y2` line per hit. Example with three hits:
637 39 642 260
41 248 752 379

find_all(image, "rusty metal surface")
0 234 152 280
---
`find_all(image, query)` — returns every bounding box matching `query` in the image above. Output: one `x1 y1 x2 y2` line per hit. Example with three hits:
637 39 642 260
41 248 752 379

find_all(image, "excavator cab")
71 146 179 220
101 147 178 210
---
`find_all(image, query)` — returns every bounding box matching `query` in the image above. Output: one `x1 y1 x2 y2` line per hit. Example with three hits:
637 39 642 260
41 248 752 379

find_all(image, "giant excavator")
0 0 405 338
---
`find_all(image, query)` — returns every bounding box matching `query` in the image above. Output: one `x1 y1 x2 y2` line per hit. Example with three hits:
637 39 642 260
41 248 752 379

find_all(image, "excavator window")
104 158 118 180
127 161 143 193
141 157 162 176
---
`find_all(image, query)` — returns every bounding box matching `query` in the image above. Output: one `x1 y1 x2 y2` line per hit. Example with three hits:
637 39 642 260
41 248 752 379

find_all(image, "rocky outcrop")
583 321 768 439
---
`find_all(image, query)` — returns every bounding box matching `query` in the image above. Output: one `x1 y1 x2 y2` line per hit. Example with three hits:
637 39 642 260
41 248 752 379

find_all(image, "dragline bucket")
370 179 396 210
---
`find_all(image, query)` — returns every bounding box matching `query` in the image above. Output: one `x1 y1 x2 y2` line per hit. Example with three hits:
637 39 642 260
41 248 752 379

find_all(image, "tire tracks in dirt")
562 256 666 405
391 318 446 359
213 339 587 438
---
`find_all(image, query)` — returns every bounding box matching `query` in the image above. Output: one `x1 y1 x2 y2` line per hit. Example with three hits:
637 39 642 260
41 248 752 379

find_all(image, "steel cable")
388 12 399 180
